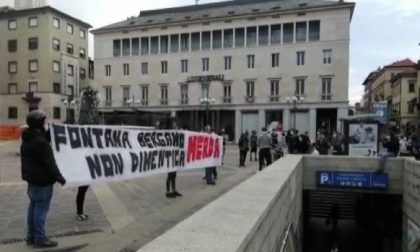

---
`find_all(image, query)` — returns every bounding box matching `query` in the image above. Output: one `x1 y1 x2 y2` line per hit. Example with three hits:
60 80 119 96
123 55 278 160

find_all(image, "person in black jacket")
377 131 400 173
21 110 66 248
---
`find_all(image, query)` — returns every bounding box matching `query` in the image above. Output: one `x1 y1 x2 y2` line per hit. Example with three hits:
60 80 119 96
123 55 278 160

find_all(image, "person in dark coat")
377 131 400 173
21 110 66 248
249 130 258 161
238 132 249 166
165 118 183 196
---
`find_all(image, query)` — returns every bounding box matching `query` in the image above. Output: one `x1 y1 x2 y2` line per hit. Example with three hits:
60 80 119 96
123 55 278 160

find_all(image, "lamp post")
200 97 216 129
62 98 78 124
286 95 304 130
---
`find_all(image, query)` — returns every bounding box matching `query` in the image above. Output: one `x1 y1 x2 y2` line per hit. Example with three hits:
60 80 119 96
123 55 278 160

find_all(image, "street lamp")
62 98 78 124
200 97 216 129
286 95 304 130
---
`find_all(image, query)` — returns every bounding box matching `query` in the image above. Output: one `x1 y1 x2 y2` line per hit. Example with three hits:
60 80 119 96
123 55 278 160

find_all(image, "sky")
1 0 419 105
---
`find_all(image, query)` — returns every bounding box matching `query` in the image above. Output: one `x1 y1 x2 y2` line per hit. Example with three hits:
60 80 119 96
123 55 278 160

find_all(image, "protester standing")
165 117 183 197
258 127 272 171
21 110 66 248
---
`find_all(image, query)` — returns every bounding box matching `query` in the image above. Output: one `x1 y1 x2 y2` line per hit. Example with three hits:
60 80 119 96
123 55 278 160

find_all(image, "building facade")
0 5 91 126
92 0 354 142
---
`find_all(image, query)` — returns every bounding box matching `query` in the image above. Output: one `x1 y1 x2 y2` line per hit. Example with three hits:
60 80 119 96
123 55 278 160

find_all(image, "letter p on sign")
320 173 330 185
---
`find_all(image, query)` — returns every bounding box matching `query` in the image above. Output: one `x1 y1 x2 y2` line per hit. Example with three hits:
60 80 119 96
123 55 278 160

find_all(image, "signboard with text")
187 75 224 83
372 102 388 124
316 171 388 190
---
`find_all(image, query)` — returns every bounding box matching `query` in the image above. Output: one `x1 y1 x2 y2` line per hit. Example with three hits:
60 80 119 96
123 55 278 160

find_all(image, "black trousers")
259 148 272 171
239 149 248 166
166 172 176 192
76 186 89 215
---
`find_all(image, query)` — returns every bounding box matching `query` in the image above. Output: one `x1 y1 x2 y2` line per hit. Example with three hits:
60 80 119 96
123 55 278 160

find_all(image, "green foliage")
78 86 100 125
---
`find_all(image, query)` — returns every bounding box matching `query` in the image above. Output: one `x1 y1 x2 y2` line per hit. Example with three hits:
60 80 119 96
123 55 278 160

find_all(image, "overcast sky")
1 0 419 105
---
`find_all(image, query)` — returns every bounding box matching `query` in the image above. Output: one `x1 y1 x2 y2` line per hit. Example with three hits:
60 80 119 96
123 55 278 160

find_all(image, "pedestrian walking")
258 127 272 171
21 110 66 248
238 132 248 166
249 130 258 161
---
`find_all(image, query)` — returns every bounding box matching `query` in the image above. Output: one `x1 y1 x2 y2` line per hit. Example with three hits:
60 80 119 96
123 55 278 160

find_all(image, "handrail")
280 222 297 252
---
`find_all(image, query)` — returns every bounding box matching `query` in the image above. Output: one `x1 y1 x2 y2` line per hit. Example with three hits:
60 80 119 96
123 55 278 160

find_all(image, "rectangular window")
79 48 86 58
271 24 281 44
53 107 61 119
8 107 18 119
180 84 188 104
8 39 17 52
122 38 130 56
212 30 222 49
122 87 130 104
28 37 38 50
29 82 38 92
408 103 415 114
309 20 320 41
295 22 307 42
28 60 38 72
105 87 112 106
191 32 200 51
223 82 232 103
181 59 188 73
161 85 168 105
151 36 159 54
8 61 17 73
141 86 149 105
170 34 179 53
272 53 279 67
66 43 73 54
141 37 149 55
201 83 209 99
141 62 148 75
247 55 255 69
123 63 129 76
224 29 233 48
283 23 294 43
53 38 60 51
202 58 209 72
132 38 139 55
270 80 280 102
258 25 269 45
67 23 73 34
409 81 416 93
80 68 86 79
202 31 211 50
181 33 190 51
8 19 17 30
297 51 305 66
53 83 61 94
79 29 86 39
29 17 38 27
235 28 245 48
246 27 257 47
53 61 60 72
8 83 17 94
113 39 121 57
53 17 60 28
224 56 232 70
161 61 168 74
160 35 169 54
67 64 74 76
322 78 331 100
323 49 332 64
295 79 305 96
105 65 111 76
246 81 255 98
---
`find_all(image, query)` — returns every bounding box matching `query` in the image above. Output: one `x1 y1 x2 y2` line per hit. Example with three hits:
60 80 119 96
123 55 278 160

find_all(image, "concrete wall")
138 155 303 252
402 159 420 252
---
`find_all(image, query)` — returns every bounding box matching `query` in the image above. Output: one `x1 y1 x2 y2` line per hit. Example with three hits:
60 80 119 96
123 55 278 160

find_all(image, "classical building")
92 0 355 142
0 2 91 127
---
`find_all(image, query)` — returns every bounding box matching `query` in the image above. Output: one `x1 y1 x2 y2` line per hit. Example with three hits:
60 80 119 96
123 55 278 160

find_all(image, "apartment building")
92 0 355 142
0 3 91 126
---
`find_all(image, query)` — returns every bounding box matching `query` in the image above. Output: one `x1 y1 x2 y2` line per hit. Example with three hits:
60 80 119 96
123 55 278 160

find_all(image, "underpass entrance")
303 190 402 252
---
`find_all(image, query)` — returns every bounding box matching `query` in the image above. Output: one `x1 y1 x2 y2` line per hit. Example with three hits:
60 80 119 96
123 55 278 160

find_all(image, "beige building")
92 0 355 142
0 3 91 127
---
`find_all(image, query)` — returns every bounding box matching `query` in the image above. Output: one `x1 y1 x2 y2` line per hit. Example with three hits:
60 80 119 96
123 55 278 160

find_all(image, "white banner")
348 123 378 156
50 124 222 188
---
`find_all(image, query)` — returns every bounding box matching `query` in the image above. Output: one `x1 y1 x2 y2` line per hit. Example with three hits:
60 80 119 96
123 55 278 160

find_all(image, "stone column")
258 109 265 133
309 108 317 143
283 108 290 132
337 107 348 133
235 109 242 143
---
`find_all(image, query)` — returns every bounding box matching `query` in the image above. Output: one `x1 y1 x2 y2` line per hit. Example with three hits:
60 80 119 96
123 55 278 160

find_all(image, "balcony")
141 100 149 106
104 100 112 107
180 98 188 105
22 92 41 103
321 93 332 101
161 99 168 106
269 96 280 102
244 96 255 104
223 97 232 104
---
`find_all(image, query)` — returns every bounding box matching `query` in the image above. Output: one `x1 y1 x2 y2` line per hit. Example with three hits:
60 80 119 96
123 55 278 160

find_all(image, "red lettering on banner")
187 136 197 162
187 135 221 163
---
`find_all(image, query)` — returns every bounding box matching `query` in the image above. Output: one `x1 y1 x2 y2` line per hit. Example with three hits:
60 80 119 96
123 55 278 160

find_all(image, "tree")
78 86 100 125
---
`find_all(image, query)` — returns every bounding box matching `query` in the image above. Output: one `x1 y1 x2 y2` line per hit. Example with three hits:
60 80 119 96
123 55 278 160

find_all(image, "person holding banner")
21 110 66 248
166 117 183 198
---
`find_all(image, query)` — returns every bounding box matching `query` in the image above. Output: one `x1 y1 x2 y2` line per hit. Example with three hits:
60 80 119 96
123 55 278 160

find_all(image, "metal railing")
280 223 299 252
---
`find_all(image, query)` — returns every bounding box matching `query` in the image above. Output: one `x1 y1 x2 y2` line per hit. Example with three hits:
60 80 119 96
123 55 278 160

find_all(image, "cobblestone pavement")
0 140 258 251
